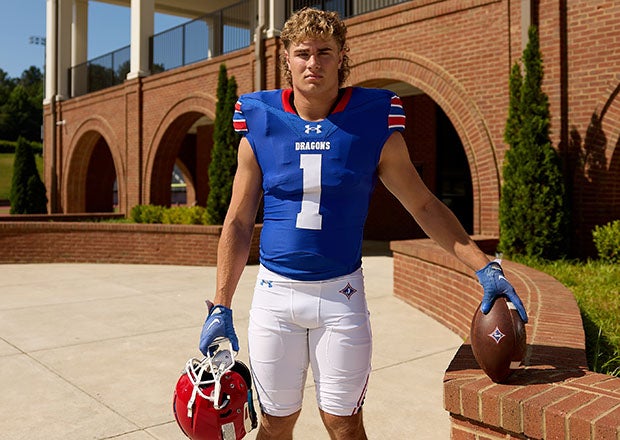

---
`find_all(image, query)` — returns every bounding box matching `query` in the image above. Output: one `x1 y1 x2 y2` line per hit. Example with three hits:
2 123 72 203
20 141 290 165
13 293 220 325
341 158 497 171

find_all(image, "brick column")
124 78 142 213
195 125 214 207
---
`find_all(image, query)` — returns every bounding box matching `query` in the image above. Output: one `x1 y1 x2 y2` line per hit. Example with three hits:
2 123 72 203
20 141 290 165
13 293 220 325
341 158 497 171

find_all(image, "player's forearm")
212 218 254 307
415 197 490 271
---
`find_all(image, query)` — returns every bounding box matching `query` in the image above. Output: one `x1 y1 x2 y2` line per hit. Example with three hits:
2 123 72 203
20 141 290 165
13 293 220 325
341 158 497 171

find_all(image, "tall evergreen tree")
503 63 522 148
500 63 525 253
26 174 48 214
499 26 568 259
9 136 47 214
206 64 240 224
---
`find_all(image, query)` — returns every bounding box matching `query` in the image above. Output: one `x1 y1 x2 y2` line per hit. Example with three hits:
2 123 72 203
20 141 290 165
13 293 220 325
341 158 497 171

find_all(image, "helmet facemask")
173 339 258 440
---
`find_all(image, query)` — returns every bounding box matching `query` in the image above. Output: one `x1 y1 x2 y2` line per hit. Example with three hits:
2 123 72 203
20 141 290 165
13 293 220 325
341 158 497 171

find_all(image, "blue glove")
199 303 239 355
476 261 528 323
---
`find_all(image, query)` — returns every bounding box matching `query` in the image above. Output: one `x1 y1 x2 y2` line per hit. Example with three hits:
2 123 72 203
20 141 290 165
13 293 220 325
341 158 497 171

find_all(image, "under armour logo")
260 279 273 288
304 124 322 134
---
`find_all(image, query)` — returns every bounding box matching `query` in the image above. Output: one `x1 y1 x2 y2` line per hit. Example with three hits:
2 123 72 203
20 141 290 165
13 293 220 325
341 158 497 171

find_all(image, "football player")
199 7 527 440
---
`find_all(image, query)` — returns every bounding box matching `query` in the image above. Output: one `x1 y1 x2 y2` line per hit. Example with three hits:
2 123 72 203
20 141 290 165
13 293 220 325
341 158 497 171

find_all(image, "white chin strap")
185 339 236 417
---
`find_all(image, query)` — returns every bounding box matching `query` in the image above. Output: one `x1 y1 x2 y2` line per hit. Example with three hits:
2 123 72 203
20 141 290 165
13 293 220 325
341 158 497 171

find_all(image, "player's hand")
199 302 239 355
476 260 528 323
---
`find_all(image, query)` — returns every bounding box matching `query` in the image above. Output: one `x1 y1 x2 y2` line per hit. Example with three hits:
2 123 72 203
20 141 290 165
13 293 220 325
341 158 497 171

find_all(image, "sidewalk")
0 250 462 439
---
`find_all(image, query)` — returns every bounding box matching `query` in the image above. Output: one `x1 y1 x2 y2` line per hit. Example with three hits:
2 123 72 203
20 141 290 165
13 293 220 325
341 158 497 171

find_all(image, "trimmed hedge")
0 139 43 155
130 205 209 225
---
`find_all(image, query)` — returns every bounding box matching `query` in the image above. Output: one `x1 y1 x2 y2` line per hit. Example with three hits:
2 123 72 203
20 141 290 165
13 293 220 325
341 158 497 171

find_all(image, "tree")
0 67 43 142
499 26 568 259
206 64 240 224
19 66 43 90
9 136 47 214
116 60 131 84
0 69 17 140
0 68 17 105
88 63 115 93
2 85 41 141
503 63 522 148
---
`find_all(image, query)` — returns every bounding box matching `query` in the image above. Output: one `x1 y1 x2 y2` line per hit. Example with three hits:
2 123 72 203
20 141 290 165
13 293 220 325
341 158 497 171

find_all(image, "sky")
0 0 187 80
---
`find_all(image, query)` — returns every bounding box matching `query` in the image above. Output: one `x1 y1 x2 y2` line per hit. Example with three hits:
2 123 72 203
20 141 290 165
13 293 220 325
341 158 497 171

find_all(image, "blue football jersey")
233 87 406 281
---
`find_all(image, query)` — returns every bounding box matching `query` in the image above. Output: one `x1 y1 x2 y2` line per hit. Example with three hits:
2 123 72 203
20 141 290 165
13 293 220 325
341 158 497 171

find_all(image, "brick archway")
350 52 500 236
144 94 216 206
63 116 123 213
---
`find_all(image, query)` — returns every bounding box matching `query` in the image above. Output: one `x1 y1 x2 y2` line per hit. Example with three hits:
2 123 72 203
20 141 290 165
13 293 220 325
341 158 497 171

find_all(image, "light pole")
29 36 46 141
29 35 46 74
29 36 46 46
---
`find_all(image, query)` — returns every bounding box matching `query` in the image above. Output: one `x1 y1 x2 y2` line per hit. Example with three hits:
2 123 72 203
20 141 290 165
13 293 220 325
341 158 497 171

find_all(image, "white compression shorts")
248 265 372 417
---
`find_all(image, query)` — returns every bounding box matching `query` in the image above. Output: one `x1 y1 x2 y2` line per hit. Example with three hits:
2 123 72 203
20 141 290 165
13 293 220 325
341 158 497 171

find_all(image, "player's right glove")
199 302 239 356
476 260 528 323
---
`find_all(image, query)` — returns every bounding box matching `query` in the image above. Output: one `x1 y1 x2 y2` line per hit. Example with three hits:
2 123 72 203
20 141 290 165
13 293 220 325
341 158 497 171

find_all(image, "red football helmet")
173 341 258 440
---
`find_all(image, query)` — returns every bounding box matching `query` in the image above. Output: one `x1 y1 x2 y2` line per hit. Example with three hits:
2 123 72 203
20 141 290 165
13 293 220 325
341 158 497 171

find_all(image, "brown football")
470 297 526 383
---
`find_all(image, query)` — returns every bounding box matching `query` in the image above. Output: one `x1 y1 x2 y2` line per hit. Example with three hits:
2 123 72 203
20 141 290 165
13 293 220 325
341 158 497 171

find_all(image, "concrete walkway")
0 252 462 439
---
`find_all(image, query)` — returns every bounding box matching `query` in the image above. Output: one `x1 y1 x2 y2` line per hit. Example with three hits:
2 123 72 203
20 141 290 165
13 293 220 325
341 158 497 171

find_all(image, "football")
470 297 526 383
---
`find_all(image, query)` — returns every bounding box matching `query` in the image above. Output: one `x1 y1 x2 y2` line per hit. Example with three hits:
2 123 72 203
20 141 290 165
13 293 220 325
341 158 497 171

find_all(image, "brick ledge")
0 220 261 266
390 238 620 440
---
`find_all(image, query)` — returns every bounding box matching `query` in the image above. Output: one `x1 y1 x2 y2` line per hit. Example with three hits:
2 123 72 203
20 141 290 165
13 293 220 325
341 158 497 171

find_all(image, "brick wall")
0 220 261 266
44 0 619 252
391 239 620 439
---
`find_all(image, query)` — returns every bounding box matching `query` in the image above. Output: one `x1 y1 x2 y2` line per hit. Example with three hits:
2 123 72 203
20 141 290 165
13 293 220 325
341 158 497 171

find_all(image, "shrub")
162 206 207 225
592 220 620 263
26 174 47 213
161 206 185 225
130 204 165 224
130 205 209 225
9 136 47 214
0 139 42 155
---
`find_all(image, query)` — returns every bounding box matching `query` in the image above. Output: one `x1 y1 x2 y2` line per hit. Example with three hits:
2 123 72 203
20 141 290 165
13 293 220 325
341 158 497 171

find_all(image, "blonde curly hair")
280 8 351 88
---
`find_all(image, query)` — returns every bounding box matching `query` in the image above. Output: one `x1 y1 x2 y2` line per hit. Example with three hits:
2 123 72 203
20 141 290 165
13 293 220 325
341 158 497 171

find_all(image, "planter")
0 219 261 266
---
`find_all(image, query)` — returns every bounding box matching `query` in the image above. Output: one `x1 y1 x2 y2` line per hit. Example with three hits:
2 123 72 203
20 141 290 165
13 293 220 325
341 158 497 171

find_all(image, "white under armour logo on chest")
304 124 322 134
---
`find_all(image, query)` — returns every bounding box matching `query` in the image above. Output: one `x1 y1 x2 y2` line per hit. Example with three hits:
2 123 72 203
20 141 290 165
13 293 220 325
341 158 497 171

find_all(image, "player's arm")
377 132 528 322
214 137 263 307
199 137 262 355
377 131 489 271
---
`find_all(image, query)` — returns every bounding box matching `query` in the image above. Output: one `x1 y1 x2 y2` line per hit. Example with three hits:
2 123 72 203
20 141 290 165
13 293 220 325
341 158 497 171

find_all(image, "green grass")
0 153 44 200
515 256 620 376
0 154 14 200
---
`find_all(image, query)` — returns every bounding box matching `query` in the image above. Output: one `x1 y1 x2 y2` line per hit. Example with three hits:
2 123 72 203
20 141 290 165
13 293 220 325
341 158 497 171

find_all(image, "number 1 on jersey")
296 154 323 230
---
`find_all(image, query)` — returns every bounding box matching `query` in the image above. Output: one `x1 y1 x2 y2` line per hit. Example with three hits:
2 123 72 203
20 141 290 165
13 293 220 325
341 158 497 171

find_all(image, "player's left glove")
199 301 239 356
476 260 528 323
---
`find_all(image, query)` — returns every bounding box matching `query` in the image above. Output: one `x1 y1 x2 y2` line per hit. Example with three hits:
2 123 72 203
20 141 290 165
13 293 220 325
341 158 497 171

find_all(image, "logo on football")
470 297 526 383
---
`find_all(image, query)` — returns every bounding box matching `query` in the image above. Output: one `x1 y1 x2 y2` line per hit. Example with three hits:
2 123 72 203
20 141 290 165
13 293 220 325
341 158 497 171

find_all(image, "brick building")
42 0 620 255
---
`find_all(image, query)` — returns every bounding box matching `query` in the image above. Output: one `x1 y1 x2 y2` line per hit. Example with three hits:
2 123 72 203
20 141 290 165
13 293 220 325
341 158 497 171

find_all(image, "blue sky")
0 0 186 79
